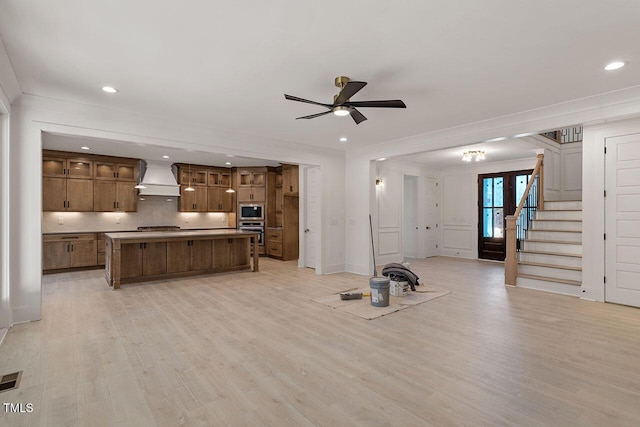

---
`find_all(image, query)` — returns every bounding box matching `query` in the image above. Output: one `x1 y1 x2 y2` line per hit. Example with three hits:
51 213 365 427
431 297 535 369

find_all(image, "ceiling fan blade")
334 81 367 105
345 100 407 108
350 108 367 125
284 94 331 108
296 110 333 120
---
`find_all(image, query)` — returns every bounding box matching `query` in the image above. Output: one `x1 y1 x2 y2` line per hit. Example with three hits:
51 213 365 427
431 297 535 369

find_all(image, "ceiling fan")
284 76 406 125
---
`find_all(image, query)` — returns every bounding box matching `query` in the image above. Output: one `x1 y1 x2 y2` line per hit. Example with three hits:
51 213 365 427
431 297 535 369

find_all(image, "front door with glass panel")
478 170 533 261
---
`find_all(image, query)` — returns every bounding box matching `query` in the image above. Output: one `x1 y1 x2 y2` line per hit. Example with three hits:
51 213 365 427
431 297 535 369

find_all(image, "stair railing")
505 153 544 286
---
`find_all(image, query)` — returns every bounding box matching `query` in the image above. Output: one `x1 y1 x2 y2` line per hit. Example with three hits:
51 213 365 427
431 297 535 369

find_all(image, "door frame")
478 169 533 261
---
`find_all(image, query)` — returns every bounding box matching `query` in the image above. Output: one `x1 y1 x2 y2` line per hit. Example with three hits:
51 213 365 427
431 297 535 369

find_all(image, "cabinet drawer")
266 229 282 243
267 242 282 257
43 233 97 242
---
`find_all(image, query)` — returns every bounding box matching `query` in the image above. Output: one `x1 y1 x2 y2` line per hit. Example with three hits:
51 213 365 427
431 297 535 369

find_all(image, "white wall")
528 135 583 201
0 85 11 328
8 95 345 323
373 160 440 264
440 157 538 259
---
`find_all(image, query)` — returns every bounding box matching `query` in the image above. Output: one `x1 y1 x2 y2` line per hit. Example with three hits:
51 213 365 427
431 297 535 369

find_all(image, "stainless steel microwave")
239 204 264 221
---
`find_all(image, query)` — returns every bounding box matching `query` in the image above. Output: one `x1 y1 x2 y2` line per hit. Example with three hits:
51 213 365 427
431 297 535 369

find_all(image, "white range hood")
137 160 181 197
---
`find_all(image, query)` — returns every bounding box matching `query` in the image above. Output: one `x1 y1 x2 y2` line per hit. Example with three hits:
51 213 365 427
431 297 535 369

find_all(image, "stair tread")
525 239 582 245
519 250 582 258
538 209 582 212
528 229 582 234
532 219 582 222
517 273 582 286
518 261 582 271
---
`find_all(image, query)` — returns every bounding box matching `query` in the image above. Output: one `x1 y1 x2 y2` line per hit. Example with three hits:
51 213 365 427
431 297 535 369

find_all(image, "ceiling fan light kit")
284 76 406 125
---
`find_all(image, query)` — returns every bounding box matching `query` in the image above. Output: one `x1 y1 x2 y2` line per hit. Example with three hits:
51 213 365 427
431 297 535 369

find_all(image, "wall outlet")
184 216 189 223
115 216 121 224
58 217 64 225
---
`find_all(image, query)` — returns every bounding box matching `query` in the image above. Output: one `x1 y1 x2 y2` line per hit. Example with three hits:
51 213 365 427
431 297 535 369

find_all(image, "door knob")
426 226 431 229
416 227 419 229
304 229 310 233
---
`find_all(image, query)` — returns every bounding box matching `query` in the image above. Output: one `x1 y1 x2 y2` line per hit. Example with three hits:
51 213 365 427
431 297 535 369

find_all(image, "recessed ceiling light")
604 61 626 71
162 155 170 159
485 137 507 143
225 162 232 165
101 86 119 93
339 137 348 142
81 146 90 150
377 157 386 161
514 132 535 138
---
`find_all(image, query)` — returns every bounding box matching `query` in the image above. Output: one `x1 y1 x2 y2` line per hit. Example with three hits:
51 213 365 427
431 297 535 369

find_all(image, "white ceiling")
1 1 639 155
42 133 281 168
390 137 539 170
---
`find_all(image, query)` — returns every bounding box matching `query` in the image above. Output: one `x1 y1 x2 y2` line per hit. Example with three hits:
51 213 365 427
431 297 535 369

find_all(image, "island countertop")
105 229 259 289
104 229 256 240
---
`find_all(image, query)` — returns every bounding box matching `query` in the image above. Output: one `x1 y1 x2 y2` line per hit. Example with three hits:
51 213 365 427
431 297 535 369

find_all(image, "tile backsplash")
42 196 234 233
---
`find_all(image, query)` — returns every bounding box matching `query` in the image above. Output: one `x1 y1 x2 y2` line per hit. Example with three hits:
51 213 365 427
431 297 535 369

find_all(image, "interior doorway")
304 166 319 269
424 177 438 257
478 169 533 261
403 175 418 258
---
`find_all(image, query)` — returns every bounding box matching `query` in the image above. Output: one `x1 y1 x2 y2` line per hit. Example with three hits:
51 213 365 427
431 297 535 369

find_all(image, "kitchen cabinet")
208 187 234 212
97 233 106 265
43 150 139 212
167 240 212 273
43 177 94 211
94 181 137 212
94 161 136 181
179 166 207 186
237 186 265 203
208 169 232 187
42 233 97 271
282 164 299 195
179 185 207 212
212 238 250 268
266 228 283 258
237 168 266 187
281 195 300 261
120 241 167 279
237 168 266 202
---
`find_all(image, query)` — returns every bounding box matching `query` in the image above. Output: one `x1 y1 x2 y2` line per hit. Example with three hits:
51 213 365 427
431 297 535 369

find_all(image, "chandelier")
462 150 486 162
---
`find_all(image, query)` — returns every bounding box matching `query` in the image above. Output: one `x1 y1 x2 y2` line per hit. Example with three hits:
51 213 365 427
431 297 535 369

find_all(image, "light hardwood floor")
1 257 640 426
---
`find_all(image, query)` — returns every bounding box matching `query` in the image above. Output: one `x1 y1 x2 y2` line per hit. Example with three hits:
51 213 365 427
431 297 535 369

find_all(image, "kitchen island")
105 229 259 289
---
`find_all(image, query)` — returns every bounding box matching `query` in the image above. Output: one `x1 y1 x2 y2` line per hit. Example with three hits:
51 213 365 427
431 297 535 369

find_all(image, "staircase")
516 200 582 296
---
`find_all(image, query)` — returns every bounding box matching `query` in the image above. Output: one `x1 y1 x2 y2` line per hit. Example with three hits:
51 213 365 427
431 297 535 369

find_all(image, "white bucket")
390 280 409 297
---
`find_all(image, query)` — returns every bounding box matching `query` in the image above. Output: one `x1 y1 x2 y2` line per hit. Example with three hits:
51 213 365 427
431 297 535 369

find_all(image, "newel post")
505 215 517 286
537 153 544 210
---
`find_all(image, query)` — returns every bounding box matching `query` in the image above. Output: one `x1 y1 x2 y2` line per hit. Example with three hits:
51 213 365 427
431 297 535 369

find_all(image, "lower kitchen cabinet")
213 238 249 268
167 240 212 273
120 242 167 278
42 234 97 271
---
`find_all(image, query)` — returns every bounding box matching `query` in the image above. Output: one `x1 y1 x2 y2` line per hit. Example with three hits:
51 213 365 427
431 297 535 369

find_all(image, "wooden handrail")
505 153 544 286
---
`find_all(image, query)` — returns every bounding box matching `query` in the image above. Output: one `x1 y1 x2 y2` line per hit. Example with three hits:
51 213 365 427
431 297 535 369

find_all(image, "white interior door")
304 167 319 269
403 175 418 257
605 133 640 307
424 177 438 257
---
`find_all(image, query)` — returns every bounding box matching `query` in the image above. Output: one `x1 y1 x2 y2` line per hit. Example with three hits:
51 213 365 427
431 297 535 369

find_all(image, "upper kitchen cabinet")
237 168 266 202
43 176 94 211
282 164 299 195
93 158 138 211
94 161 136 181
207 168 232 188
178 165 207 186
94 181 137 212
42 150 139 212
207 168 235 212
42 154 94 211
179 185 207 212
43 156 93 179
